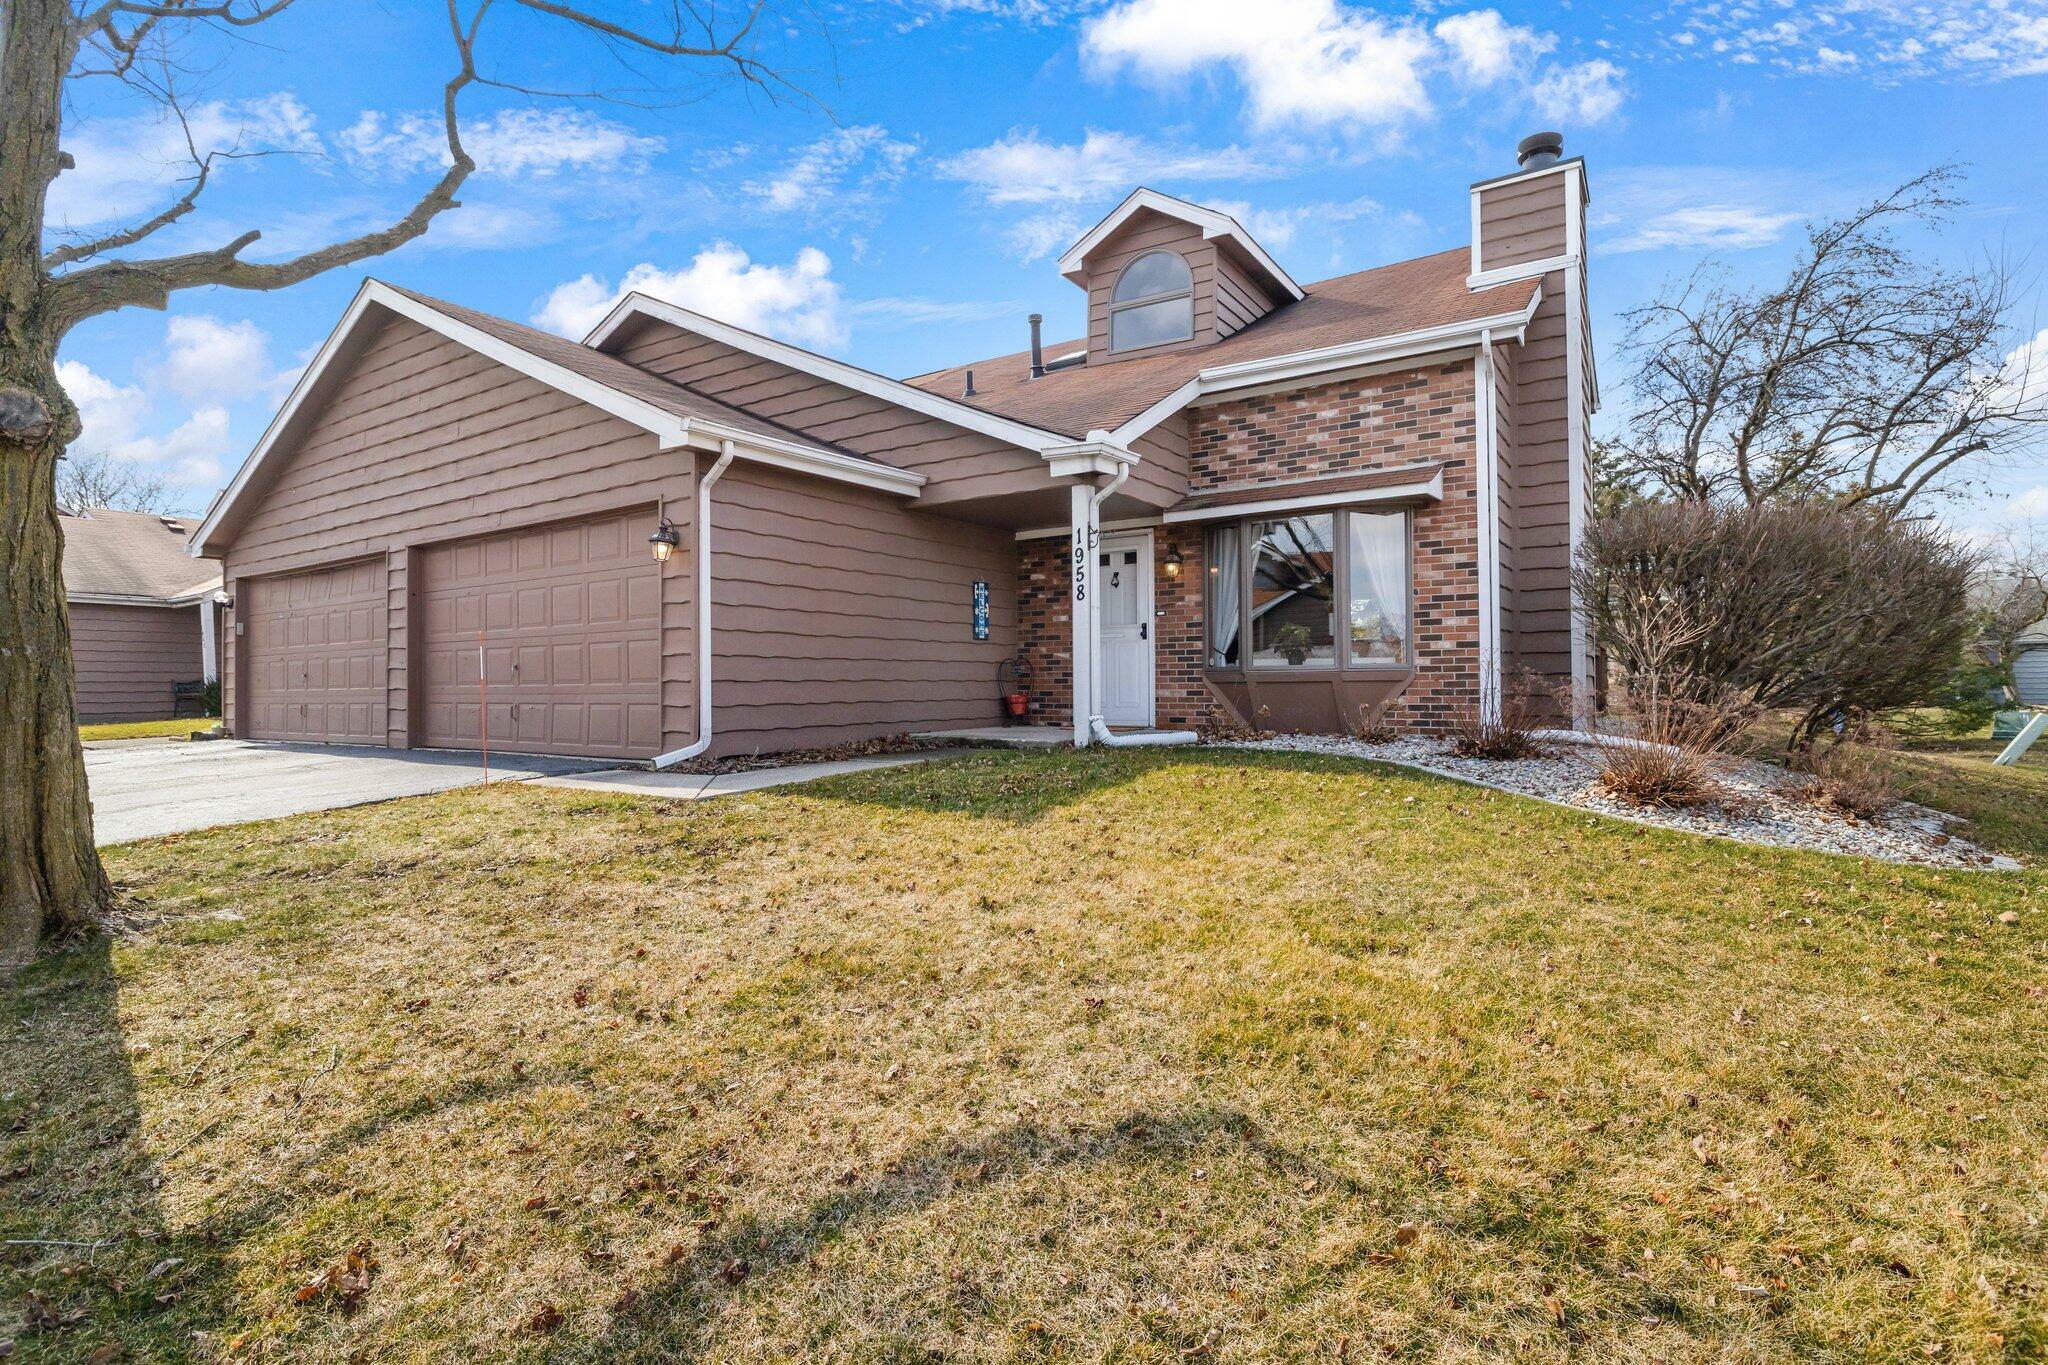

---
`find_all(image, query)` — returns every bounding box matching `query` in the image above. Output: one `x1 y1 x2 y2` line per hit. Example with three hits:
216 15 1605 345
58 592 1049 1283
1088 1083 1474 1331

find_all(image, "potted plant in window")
1274 622 1313 665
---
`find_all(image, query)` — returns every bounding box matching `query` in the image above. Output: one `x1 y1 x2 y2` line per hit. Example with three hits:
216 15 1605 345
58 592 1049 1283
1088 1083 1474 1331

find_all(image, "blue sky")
49 0 2048 530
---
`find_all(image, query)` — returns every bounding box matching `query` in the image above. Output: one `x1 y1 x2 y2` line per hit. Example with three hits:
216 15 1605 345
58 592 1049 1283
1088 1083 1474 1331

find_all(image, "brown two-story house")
190 133 1595 761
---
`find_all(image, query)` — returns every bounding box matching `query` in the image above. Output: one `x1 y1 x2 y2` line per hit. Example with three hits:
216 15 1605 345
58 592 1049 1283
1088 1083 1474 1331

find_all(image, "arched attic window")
1108 250 1194 353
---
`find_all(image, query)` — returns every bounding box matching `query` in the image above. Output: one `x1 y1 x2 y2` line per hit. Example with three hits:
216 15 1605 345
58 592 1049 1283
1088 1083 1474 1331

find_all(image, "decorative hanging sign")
972 581 991 640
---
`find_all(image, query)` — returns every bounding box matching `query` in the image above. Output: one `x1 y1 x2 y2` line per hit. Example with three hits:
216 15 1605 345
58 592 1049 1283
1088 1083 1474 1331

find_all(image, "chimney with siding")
1469 132 1596 711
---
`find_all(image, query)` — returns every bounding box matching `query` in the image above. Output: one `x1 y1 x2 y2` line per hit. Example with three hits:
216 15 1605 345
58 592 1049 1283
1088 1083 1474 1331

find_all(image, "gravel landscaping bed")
1221 733 2020 870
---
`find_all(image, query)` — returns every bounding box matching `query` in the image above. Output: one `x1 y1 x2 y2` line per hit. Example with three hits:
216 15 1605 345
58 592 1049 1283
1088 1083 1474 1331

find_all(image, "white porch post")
199 596 220 684
1069 479 1097 747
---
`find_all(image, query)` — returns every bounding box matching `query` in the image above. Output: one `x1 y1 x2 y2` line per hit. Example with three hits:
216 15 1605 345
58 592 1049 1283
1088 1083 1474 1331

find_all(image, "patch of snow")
1215 734 2019 872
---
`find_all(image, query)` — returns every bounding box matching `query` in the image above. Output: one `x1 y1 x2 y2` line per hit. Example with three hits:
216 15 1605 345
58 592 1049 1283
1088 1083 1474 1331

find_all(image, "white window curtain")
1347 511 1409 664
1207 525 1241 667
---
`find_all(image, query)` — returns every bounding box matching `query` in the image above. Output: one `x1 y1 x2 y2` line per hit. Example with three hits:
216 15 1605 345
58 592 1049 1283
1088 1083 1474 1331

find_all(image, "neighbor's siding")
70 602 202 723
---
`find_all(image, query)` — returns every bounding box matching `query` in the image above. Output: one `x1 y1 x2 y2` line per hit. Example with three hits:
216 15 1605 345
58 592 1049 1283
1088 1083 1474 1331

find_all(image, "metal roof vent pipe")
1028 313 1045 380
1516 130 1564 170
963 368 976 398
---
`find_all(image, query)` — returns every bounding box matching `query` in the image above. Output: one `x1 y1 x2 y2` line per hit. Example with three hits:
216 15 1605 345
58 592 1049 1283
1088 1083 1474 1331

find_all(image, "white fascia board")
1015 515 1162 542
70 591 211 608
1056 188 1306 301
582 294 1070 454
1109 296 1543 448
689 418 925 498
1161 469 1444 524
192 280 693 554
1466 254 1577 291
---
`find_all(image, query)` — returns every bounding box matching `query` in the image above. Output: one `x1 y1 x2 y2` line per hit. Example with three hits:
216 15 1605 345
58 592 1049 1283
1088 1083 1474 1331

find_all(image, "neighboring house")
63 507 224 723
2016 626 2048 707
190 133 1595 761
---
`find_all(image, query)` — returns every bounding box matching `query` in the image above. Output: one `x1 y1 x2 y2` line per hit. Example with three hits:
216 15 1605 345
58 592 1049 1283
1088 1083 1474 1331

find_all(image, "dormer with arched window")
1059 188 1305 365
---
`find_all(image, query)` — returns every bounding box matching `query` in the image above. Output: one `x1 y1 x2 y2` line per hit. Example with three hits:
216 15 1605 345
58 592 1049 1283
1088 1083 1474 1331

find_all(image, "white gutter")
652 440 737 769
1080 463 1198 750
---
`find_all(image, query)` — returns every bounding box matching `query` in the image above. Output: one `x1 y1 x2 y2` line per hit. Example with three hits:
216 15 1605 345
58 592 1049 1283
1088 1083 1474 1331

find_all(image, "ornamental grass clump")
1789 733 1902 820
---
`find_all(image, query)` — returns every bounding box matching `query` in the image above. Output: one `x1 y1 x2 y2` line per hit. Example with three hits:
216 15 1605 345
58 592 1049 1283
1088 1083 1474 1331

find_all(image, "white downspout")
653 441 737 768
199 594 221 684
1083 462 1198 749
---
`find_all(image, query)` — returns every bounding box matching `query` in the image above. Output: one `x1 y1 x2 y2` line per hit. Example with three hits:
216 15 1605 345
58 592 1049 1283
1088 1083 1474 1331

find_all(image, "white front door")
1097 532 1154 728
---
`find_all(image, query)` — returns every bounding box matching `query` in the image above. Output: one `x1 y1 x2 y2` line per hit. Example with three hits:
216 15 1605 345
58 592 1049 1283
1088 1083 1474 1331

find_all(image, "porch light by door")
1164 546 1183 577
648 516 681 564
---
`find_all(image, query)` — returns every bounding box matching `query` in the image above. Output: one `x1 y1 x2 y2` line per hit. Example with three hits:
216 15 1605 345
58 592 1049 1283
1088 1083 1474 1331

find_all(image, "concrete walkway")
88 740 618 845
532 753 938 801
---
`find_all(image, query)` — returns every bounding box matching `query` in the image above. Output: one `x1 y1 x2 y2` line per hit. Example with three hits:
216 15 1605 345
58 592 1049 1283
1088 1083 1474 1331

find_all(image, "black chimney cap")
1516 131 1564 170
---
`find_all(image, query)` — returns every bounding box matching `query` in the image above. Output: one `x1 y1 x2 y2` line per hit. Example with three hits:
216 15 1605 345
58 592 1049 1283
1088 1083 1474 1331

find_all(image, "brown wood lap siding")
704 462 1019 755
604 321 1052 512
69 603 203 723
221 313 696 748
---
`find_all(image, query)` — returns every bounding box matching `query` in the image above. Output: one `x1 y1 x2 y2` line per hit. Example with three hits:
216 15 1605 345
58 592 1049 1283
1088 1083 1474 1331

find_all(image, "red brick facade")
1012 362 1483 735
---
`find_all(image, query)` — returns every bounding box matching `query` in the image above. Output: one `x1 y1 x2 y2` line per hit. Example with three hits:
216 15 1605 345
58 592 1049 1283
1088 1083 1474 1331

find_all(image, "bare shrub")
1348 703 1401 745
1789 735 1900 820
1576 501 1975 750
1446 672 1549 760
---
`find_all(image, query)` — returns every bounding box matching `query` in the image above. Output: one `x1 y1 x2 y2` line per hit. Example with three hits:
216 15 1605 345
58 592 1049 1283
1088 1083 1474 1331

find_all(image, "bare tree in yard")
0 0 812 969
1610 166 2048 515
55 448 168 511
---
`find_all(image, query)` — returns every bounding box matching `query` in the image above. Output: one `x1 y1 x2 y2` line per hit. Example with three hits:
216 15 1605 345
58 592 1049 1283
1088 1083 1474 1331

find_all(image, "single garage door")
419 509 662 759
242 559 387 743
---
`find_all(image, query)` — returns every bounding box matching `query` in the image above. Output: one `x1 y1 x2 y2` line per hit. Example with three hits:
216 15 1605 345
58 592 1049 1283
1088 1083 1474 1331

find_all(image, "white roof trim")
1056 188 1305 302
582 293 1073 455
69 590 219 608
1108 291 1543 447
1162 468 1444 524
191 281 916 554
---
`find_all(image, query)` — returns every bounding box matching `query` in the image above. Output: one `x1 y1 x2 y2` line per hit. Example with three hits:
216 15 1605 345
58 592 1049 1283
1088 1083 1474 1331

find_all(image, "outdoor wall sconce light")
648 516 681 565
1164 547 1183 577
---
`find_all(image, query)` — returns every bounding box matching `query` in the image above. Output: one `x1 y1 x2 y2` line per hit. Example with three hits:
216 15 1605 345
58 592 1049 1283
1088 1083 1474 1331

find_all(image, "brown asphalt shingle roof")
62 508 221 601
902 247 1539 438
385 285 874 464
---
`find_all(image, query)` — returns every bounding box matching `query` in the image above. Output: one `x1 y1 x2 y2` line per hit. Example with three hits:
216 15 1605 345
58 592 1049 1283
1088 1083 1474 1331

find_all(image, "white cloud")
847 296 1024 331
339 107 664 179
1604 204 1803 253
1202 195 1386 250
746 125 918 213
1080 1 1627 131
1530 59 1628 125
1593 167 1821 254
1658 0 2048 80
56 360 233 486
154 315 278 401
937 129 1278 207
1435 10 1553 85
1082 0 1438 129
532 243 845 348
45 94 320 232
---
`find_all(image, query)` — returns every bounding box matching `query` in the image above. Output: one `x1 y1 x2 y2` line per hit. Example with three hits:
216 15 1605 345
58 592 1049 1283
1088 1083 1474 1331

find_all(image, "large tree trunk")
1 0 112 969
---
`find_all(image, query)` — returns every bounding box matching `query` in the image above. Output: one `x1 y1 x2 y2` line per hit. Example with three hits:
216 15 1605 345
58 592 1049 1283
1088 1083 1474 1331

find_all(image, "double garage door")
242 510 663 758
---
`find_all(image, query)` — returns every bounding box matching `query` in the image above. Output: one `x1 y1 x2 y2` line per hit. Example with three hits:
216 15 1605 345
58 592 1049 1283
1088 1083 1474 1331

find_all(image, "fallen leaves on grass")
293 1242 375 1312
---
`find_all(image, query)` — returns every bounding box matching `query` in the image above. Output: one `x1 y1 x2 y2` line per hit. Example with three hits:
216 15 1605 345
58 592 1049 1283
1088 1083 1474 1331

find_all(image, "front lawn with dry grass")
4 748 2045 1361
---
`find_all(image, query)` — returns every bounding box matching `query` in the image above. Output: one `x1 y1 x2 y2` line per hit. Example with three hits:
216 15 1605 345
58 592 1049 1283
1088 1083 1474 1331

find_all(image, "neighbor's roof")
904 248 1541 438
63 508 222 602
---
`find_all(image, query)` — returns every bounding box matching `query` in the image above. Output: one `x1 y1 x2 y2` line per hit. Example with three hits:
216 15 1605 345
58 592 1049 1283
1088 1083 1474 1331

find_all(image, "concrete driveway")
86 740 620 845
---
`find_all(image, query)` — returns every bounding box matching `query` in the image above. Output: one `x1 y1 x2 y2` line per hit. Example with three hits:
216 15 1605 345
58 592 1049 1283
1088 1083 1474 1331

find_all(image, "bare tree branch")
1609 165 2048 517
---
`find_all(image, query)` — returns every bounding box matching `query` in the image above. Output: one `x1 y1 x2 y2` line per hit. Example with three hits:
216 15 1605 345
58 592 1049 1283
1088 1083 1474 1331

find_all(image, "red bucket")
1003 692 1029 718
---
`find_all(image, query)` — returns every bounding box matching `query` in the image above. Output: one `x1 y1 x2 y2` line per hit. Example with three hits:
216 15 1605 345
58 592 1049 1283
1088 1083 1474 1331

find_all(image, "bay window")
1204 506 1412 672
